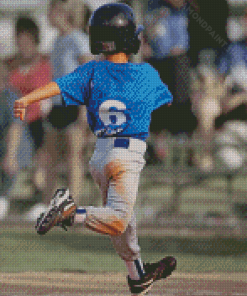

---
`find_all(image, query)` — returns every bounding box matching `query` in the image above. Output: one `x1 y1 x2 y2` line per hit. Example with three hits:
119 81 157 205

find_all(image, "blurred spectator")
7 16 53 220
191 22 247 171
190 65 226 171
217 8 247 85
213 11 247 170
40 0 94 207
8 16 52 151
145 0 196 135
188 0 229 67
0 60 32 220
49 0 92 80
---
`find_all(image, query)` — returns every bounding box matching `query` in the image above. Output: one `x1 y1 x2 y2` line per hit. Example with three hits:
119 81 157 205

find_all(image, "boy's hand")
13 82 61 120
14 99 28 121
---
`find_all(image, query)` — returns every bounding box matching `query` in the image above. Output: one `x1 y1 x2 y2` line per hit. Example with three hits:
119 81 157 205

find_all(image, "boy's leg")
73 138 146 236
110 213 145 280
86 157 146 282
35 149 177 295
83 160 146 283
83 157 143 236
36 149 144 235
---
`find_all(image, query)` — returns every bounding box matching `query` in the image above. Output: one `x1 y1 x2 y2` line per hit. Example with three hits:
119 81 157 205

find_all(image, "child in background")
8 16 52 150
8 16 53 220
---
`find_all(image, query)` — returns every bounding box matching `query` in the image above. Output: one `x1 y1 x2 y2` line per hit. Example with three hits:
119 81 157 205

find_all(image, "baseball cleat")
127 256 176 295
35 188 76 235
143 256 177 281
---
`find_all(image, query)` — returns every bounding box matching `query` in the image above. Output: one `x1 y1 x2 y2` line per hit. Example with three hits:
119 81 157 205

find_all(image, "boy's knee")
110 218 128 236
86 216 128 236
101 217 128 236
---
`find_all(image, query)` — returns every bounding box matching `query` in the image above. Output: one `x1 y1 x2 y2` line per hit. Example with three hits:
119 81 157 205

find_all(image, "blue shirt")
217 41 247 75
55 60 172 141
145 3 189 58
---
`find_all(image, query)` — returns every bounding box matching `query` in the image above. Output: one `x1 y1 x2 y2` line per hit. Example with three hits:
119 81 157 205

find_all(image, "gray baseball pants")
85 137 146 261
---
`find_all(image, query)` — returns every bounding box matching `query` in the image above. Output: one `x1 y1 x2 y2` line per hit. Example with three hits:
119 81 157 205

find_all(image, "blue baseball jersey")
55 60 172 141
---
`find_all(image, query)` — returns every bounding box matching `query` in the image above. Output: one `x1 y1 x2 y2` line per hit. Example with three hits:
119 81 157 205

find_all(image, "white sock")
125 258 145 280
74 207 87 224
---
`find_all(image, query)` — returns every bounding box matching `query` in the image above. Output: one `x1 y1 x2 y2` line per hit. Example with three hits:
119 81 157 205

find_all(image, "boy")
14 3 176 295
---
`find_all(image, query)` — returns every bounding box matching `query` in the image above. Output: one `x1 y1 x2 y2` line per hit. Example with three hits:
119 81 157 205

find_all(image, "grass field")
1 224 247 274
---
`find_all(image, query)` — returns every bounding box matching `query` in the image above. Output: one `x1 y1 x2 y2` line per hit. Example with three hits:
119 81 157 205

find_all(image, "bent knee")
109 218 128 236
100 217 128 236
86 217 128 236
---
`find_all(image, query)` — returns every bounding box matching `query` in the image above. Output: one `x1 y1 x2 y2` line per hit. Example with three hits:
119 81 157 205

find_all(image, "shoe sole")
134 283 153 295
36 200 76 235
129 275 155 295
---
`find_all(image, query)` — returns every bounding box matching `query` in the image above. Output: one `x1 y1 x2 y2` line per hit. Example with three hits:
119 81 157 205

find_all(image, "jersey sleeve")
147 66 173 110
153 83 173 110
55 61 95 106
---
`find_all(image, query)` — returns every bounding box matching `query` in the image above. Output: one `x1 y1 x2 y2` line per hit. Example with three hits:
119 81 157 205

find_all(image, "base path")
1 272 247 296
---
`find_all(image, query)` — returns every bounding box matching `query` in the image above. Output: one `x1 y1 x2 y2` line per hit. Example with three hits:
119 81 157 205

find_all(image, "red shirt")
9 57 52 123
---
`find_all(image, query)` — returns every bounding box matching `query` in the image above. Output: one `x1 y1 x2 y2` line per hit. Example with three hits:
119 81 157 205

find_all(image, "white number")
96 100 129 136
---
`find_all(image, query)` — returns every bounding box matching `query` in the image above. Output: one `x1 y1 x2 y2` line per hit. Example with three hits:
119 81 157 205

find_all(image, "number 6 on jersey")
97 99 131 136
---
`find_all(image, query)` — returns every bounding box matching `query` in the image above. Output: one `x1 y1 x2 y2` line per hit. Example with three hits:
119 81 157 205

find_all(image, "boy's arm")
14 82 60 120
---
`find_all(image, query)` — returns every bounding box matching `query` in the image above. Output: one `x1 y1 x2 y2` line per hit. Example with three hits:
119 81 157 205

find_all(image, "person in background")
191 9 247 171
188 0 229 67
217 7 247 98
49 0 92 78
144 0 196 137
190 65 226 171
7 16 53 220
42 0 94 207
0 61 32 220
8 16 52 151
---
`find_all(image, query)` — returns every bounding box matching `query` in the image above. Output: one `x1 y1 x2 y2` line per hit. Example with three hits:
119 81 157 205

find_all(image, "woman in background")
9 17 52 151
8 16 52 220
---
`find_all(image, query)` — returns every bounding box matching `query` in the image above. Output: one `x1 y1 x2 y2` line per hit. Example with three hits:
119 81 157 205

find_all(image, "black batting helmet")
89 3 144 55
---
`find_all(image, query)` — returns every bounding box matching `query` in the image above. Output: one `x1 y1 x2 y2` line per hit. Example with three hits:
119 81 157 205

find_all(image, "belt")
114 138 130 149
96 137 147 154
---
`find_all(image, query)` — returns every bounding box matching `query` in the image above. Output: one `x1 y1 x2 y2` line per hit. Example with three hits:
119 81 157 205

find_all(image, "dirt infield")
1 272 247 296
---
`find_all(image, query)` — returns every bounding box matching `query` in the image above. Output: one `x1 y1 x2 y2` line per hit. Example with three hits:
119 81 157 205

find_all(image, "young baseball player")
14 3 176 295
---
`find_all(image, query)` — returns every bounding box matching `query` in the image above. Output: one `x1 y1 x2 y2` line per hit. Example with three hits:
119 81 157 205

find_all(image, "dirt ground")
1 271 247 296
